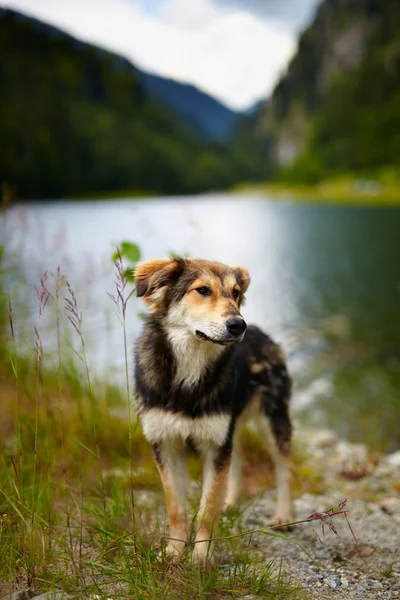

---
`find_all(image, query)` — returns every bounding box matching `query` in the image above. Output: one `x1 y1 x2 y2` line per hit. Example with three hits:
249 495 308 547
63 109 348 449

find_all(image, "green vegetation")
256 0 400 187
235 168 400 205
0 9 262 201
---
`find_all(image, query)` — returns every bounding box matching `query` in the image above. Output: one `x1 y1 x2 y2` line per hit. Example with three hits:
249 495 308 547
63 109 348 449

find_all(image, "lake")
3 193 400 451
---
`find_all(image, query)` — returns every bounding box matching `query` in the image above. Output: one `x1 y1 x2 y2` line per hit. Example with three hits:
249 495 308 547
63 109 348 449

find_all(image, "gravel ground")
235 430 400 599
240 491 400 599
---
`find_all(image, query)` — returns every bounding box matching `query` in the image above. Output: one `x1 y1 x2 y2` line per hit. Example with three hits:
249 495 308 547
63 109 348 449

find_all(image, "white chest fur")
141 408 231 448
165 310 224 389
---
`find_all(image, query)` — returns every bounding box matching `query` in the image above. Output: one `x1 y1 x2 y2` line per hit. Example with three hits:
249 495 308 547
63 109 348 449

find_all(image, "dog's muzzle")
196 318 247 345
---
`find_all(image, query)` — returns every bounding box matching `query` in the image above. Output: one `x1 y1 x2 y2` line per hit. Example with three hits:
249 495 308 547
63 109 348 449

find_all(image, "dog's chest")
140 407 231 448
166 327 224 389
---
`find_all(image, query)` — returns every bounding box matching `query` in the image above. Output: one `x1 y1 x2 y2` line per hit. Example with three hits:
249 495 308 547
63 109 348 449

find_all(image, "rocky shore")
238 427 400 599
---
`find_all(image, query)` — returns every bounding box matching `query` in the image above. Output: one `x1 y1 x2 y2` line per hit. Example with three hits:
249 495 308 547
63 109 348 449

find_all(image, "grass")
72 189 158 201
0 255 314 600
235 168 400 205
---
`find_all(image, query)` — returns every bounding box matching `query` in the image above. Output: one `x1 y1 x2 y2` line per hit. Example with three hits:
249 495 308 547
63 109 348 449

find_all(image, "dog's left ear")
135 258 182 309
232 265 250 293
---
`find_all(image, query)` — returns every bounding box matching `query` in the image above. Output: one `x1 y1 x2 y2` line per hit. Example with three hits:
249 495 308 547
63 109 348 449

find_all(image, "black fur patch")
135 319 292 451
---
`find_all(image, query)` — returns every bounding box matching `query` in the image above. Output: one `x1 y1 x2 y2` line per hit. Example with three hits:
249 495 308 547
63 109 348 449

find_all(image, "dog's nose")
226 317 247 336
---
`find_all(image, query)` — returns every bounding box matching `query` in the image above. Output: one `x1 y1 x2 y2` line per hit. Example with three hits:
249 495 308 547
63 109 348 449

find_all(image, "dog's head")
135 258 250 345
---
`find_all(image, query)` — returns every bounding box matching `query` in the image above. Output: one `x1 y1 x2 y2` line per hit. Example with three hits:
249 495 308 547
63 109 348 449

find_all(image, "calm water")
3 194 400 450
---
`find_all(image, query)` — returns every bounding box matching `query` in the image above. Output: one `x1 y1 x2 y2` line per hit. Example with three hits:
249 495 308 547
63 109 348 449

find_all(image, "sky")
1 0 320 110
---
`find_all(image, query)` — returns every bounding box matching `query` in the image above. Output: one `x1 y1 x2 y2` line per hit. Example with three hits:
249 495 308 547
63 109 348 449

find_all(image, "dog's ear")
232 265 250 293
135 258 181 308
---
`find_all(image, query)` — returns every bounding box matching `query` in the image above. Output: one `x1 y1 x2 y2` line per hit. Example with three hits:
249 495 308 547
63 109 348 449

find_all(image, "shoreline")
234 180 400 206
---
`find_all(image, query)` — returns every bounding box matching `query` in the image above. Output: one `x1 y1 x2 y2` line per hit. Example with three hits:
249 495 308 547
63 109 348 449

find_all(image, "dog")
134 257 293 564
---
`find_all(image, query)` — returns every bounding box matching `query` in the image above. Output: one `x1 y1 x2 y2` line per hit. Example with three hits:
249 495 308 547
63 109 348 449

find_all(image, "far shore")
234 177 400 206
3 176 400 205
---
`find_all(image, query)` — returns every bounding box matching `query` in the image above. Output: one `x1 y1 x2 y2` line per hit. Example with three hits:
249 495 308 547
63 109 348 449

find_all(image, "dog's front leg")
193 445 231 565
153 441 188 558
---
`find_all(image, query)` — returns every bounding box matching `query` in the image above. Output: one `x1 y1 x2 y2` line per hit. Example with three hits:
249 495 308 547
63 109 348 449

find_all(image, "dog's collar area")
195 330 236 346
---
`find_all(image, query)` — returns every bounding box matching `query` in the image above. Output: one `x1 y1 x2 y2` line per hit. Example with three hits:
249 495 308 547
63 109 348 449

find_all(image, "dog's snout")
226 317 247 337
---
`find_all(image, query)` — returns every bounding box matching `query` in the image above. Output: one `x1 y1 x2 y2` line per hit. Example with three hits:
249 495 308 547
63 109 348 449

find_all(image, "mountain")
257 0 400 181
0 8 252 200
138 72 239 141
242 99 267 117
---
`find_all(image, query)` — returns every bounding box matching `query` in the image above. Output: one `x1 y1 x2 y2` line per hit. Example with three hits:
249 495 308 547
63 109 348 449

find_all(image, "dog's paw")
269 513 294 531
166 539 186 559
191 541 214 566
222 502 234 514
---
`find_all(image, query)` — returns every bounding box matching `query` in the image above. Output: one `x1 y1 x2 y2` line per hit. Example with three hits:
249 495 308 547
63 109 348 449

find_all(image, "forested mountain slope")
0 9 250 199
138 71 239 141
257 0 400 181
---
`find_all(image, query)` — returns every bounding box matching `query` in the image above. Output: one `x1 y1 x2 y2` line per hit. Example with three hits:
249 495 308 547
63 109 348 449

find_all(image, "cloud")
211 0 320 29
2 0 297 109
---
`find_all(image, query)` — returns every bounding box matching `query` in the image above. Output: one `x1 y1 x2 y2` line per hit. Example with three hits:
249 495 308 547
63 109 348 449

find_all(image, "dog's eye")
196 286 212 296
232 289 240 300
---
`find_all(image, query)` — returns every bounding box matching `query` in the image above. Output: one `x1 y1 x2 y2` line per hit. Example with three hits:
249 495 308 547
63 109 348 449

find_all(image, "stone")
336 441 368 463
1 591 35 600
312 430 339 449
340 577 349 588
326 578 338 589
380 498 400 515
386 451 400 467
356 544 375 557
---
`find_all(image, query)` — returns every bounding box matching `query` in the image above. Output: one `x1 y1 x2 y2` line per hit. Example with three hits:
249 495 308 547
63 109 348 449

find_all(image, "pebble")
312 430 338 449
380 498 400 516
340 577 349 588
1 592 35 600
386 451 400 467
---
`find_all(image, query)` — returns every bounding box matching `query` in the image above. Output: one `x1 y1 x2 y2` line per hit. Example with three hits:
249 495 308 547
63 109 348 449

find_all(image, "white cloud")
211 0 319 29
2 0 296 109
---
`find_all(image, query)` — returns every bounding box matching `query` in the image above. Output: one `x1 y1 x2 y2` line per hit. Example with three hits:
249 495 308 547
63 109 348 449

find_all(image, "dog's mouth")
195 330 238 346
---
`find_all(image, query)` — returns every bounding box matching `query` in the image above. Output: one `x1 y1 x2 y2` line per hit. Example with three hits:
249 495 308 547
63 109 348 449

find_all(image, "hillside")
138 71 239 141
258 0 400 182
0 9 251 200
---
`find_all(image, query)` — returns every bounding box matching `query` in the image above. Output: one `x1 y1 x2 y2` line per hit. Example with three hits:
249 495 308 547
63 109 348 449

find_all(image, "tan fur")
135 258 250 312
231 265 250 294
193 450 231 564
155 442 188 557
135 259 180 307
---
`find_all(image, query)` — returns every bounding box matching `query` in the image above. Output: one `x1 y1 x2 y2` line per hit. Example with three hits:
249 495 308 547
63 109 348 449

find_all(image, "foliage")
0 9 263 200
111 242 141 283
259 0 400 184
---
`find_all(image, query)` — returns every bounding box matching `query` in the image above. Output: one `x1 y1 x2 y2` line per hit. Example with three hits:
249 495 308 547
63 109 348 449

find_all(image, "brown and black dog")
134 258 292 564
